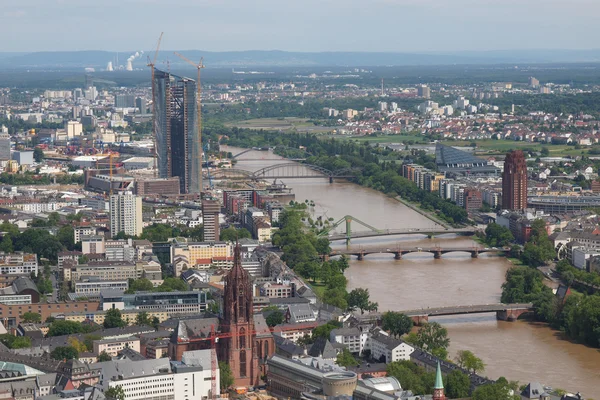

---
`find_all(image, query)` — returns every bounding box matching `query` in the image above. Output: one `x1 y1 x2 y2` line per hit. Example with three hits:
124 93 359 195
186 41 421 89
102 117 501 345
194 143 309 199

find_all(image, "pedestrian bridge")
329 246 510 260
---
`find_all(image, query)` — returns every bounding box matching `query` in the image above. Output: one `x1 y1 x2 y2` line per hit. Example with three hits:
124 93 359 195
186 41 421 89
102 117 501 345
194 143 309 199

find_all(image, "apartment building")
0 252 38 276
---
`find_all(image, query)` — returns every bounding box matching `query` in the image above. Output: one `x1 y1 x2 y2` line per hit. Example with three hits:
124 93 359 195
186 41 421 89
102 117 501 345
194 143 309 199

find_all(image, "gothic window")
240 350 247 377
239 327 246 349
264 341 269 358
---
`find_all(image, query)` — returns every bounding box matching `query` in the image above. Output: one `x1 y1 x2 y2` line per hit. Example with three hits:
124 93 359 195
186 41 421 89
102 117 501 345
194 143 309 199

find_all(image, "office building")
502 150 528 211
11 151 34 166
0 133 10 161
65 120 83 138
529 76 540 88
463 188 483 214
114 94 135 108
109 192 143 237
418 85 431 99
154 69 201 194
202 198 220 241
136 97 147 113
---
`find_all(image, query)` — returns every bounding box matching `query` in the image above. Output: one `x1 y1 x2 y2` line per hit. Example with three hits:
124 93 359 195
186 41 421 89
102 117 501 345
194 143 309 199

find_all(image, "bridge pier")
496 308 530 322
471 251 479 258
428 234 434 239
394 252 402 260
329 176 334 183
434 251 442 259
410 315 429 326
357 253 364 261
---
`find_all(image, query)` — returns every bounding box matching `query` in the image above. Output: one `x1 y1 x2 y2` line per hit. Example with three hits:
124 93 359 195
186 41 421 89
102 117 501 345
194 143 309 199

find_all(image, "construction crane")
147 32 163 178
173 51 204 193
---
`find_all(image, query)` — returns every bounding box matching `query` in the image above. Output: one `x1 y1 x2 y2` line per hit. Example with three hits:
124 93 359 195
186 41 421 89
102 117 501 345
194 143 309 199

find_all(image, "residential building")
81 235 106 255
74 226 97 243
464 188 483 213
330 327 362 354
65 120 83 138
418 85 431 99
110 192 143 238
0 252 38 277
170 239 233 276
367 331 414 364
154 69 201 194
74 277 129 295
0 133 10 161
502 150 528 210
93 336 140 357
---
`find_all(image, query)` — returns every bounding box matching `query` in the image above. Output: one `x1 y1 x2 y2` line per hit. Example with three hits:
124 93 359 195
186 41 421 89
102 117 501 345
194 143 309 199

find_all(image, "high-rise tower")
221 244 259 387
153 69 201 194
502 150 528 210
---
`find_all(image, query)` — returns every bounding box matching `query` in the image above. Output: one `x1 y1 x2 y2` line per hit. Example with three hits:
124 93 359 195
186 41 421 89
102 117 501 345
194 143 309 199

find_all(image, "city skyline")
2 0 600 53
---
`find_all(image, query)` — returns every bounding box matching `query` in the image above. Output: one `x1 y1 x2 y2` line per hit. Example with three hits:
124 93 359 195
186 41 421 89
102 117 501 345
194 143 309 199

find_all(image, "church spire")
433 361 446 400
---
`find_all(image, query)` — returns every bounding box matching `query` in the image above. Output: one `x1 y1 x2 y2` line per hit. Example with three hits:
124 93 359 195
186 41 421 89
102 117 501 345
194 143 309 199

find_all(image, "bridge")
401 303 534 325
210 163 358 182
329 246 509 260
314 215 476 244
355 303 534 325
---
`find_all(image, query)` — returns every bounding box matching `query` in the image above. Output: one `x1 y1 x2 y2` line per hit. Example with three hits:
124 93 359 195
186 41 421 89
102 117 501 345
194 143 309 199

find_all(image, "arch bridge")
210 163 358 182
329 246 509 260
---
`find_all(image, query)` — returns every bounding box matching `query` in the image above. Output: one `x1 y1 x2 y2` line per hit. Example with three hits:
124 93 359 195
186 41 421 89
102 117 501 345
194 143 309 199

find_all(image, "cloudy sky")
1 0 598 53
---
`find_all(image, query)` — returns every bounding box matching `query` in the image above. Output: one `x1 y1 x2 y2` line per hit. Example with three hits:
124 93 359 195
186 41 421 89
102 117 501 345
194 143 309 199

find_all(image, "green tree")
135 312 151 326
36 277 53 295
152 317 160 330
97 351 112 362
50 346 79 360
455 350 485 374
105 385 126 400
219 226 252 242
336 348 359 367
0 334 32 349
104 308 126 328
311 321 342 341
347 288 378 314
386 361 427 394
415 322 450 360
472 379 520 400
265 310 284 327
158 277 188 292
126 278 155 293
47 320 83 336
22 312 41 323
382 312 413 338
541 147 550 156
219 361 234 391
445 370 471 398
33 147 44 162
0 235 14 253
521 219 555 267
484 223 514 247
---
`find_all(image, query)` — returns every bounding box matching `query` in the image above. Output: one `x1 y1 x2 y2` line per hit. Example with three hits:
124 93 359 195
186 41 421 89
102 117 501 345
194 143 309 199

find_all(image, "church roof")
173 317 219 342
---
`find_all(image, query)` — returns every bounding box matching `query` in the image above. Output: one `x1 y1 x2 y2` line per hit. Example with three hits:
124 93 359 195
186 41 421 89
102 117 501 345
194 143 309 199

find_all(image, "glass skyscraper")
153 69 201 194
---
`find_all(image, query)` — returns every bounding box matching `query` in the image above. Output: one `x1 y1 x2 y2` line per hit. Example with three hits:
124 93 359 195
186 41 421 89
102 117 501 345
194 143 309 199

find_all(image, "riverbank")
393 195 450 228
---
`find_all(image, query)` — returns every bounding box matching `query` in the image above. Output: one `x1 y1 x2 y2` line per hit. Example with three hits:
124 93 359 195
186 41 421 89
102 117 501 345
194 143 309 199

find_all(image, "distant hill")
2 49 600 69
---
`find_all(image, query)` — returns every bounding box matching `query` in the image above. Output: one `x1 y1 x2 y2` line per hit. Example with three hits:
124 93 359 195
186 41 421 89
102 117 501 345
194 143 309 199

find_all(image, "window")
240 350 246 377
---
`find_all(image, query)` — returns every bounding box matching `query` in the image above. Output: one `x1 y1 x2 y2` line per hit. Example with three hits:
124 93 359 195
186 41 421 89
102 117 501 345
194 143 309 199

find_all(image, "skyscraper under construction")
153 69 201 194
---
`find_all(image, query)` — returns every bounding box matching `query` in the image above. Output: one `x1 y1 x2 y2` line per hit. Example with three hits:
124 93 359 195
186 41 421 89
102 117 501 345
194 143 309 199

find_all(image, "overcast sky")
2 0 599 53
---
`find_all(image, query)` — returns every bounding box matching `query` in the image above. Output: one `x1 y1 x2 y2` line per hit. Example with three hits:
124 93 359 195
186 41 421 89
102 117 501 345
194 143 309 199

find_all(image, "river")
222 146 600 397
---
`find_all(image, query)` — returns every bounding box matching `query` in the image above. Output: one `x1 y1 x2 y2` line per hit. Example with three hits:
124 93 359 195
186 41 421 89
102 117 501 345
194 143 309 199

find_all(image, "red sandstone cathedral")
170 244 274 386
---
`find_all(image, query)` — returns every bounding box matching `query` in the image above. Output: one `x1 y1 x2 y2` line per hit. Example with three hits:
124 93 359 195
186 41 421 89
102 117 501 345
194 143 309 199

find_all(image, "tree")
135 312 151 326
219 361 234 391
415 322 450 360
541 147 550 157
484 223 514 247
0 235 13 253
97 351 112 362
455 350 485 374
445 370 471 398
0 334 31 349
311 321 342 341
336 348 359 367
22 312 41 323
151 317 160 330
36 277 53 295
47 320 83 336
521 219 555 267
265 310 284 327
104 308 126 328
382 312 413 338
105 385 126 400
472 380 520 400
51 346 79 360
68 337 88 353
219 226 252 242
126 278 155 293
347 288 378 314
33 147 44 163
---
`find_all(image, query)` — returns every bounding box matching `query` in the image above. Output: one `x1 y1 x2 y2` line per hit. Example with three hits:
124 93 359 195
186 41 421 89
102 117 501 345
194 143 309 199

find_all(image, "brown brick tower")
502 150 528 210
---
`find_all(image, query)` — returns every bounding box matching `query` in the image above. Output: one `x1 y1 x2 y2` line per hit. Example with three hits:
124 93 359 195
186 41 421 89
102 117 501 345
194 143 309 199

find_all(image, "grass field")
227 117 333 133
331 134 425 144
